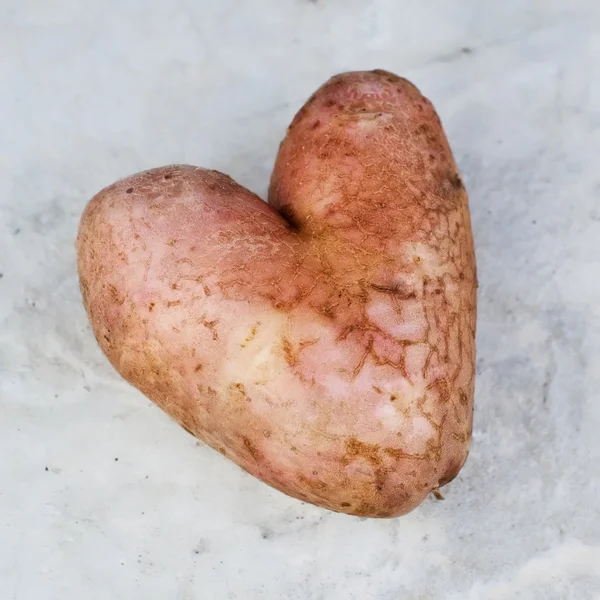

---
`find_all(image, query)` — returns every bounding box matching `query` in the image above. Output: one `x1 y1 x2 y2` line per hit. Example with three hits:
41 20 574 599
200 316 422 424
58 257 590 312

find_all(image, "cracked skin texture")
77 70 477 518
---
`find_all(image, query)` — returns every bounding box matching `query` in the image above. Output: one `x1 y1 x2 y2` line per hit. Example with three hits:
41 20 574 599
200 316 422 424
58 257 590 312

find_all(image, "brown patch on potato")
352 337 373 379
241 323 260 348
106 284 125 305
229 382 251 402
354 501 379 517
452 431 468 443
416 396 442 434
369 282 417 299
194 363 203 372
282 337 297 367
449 172 464 190
383 447 427 461
344 437 382 467
417 122 437 144
242 436 261 461
437 171 465 205
319 304 336 319
297 473 328 496
434 379 451 404
298 338 318 350
199 316 219 340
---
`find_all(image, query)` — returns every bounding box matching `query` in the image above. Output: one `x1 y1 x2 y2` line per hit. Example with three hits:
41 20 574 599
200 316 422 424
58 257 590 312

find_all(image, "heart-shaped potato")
77 70 476 518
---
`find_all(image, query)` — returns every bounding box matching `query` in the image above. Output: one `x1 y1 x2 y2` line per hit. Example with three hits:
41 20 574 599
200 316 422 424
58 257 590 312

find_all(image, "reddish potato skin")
77 70 476 518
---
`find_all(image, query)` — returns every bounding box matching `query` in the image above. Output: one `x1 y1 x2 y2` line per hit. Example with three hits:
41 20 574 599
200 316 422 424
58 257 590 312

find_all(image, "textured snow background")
1 1 600 599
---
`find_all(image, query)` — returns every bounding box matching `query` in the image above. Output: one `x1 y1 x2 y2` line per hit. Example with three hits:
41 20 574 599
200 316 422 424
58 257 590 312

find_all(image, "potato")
77 70 476 518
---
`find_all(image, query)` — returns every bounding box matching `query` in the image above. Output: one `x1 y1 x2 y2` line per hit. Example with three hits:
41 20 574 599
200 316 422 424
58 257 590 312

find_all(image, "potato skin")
77 70 476 518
